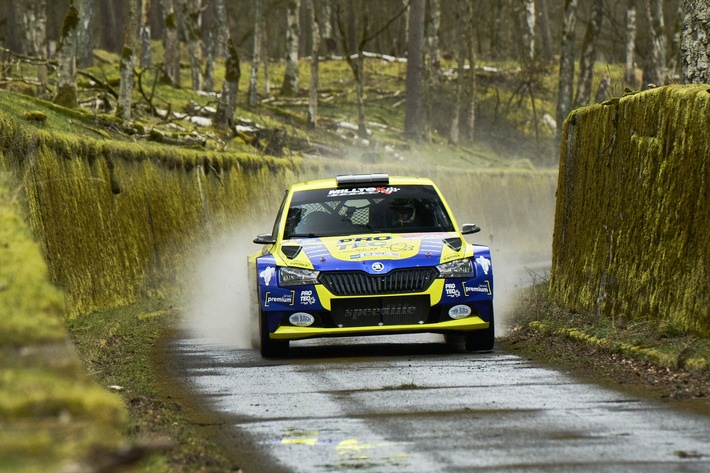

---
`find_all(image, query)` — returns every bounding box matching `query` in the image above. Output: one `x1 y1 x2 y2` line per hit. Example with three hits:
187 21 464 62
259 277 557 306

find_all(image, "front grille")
319 267 438 296
331 295 430 327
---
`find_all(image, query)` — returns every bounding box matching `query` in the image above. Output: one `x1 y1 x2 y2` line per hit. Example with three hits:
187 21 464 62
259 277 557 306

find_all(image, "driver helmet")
390 199 417 225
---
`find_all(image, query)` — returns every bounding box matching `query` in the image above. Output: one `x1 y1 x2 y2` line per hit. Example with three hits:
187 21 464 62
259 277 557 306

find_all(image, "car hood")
276 232 472 273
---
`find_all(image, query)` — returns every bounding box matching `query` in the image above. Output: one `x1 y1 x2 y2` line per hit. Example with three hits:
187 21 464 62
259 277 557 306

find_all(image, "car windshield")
283 185 455 238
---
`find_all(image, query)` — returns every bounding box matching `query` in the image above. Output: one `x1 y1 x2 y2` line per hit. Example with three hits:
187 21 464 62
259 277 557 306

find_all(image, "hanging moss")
551 85 710 337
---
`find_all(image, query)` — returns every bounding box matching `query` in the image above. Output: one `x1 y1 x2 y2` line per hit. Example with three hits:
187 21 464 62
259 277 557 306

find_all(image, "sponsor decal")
448 304 472 319
371 262 385 272
445 283 461 298
349 251 400 260
265 290 295 307
463 281 492 296
327 187 400 197
260 266 276 286
475 255 491 275
344 304 417 320
289 312 315 327
300 290 317 305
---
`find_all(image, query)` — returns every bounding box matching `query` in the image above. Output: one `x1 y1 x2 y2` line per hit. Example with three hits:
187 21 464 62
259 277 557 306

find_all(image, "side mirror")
461 223 481 235
253 233 276 244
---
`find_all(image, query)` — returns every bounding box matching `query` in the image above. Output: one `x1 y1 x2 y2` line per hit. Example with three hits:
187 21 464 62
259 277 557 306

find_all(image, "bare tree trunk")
263 5 271 98
555 0 577 137
319 1 335 56
75 0 93 68
248 0 263 107
522 0 536 65
182 0 204 91
161 0 180 86
215 38 240 128
449 0 468 145
536 0 554 64
624 0 637 86
306 0 319 129
213 0 228 59
404 0 425 141
117 0 138 120
644 0 667 86
465 2 476 142
281 0 301 97
140 0 151 68
680 0 709 84
204 31 215 92
425 0 441 84
54 1 79 108
574 0 604 108
17 0 48 92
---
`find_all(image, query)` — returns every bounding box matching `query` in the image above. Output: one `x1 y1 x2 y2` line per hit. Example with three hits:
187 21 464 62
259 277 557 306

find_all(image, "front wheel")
463 316 495 352
260 310 289 358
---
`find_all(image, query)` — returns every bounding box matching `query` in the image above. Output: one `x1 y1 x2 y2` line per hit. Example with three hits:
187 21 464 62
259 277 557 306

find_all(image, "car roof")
288 175 437 192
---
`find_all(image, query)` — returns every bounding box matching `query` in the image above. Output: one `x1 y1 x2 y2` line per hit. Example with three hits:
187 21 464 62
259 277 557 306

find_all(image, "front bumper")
271 316 489 340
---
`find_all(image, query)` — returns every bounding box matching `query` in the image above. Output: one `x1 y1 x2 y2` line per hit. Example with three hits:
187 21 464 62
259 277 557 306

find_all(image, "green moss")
60 6 79 39
22 111 47 122
552 85 710 336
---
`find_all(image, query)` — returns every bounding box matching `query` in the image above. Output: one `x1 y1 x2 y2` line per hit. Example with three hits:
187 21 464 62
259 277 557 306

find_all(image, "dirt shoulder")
499 324 710 417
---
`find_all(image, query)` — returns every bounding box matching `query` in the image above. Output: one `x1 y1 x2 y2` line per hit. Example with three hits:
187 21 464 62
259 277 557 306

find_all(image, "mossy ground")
66 299 241 472
503 280 710 414
0 168 129 473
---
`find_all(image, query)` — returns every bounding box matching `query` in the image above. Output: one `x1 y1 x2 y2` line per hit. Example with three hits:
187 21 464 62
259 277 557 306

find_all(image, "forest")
1 0 708 167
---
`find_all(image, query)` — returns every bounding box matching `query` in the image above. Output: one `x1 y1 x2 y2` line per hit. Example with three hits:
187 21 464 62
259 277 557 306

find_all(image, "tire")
463 314 495 352
259 310 289 358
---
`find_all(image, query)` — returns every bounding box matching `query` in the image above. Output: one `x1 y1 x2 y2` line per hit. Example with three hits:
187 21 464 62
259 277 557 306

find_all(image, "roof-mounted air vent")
336 174 389 188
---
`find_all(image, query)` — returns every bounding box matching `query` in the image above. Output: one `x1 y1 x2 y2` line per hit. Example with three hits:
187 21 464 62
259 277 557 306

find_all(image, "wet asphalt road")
169 334 710 473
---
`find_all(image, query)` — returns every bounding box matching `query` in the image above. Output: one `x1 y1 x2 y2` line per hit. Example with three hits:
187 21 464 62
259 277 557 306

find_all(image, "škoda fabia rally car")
250 174 494 357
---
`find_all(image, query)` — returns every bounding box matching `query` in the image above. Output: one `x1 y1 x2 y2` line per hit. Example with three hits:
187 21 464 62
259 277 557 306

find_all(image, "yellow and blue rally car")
250 174 493 357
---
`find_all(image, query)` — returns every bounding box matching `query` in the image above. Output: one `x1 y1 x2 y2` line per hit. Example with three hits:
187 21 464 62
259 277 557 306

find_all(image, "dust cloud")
182 224 267 349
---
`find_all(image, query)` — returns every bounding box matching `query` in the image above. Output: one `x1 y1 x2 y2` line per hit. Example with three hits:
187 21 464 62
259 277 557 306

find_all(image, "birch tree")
536 0 554 64
140 0 151 68
281 0 301 97
17 0 47 91
182 0 204 91
680 0 710 83
54 1 79 108
75 0 94 68
555 0 578 137
117 0 138 120
306 0 319 129
449 0 469 145
522 0 536 65
574 0 604 108
319 1 336 56
624 0 637 86
404 0 426 141
213 0 228 59
644 0 667 86
248 0 263 107
425 0 441 84
161 0 180 86
215 38 240 127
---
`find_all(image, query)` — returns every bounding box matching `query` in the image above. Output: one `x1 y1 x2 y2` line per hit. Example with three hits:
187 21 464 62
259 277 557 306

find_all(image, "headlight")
279 267 320 286
436 258 473 278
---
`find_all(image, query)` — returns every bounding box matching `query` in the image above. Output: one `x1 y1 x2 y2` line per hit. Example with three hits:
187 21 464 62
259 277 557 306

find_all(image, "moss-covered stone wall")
1 110 557 319
551 84 710 337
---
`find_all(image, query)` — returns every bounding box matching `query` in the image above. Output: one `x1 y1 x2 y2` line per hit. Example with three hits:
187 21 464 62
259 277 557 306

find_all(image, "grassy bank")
66 299 241 472
503 280 710 411
0 168 129 472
